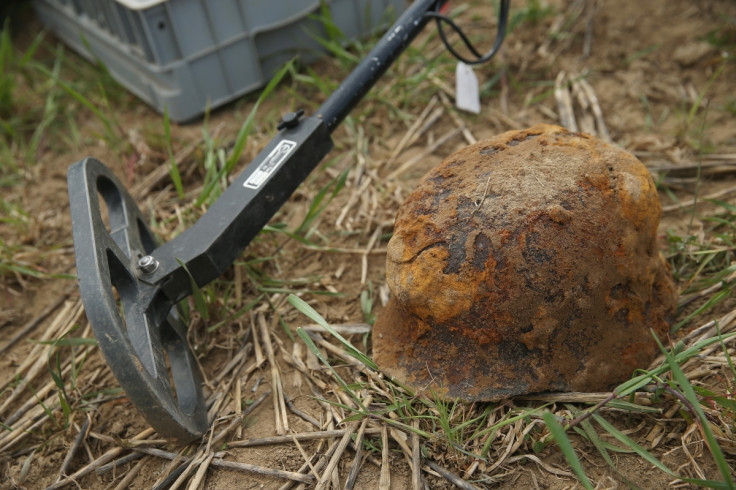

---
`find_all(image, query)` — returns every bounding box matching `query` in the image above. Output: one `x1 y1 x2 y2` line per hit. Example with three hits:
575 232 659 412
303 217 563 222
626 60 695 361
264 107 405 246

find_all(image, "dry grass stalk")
186 452 215 490
148 447 203 489
299 243 388 255
682 423 707 480
0 284 74 355
47 428 155 489
662 184 736 213
379 424 391 490
344 417 371 489
485 418 524 474
439 91 478 145
653 162 736 182
5 341 91 425
572 77 595 135
282 344 328 391
361 225 382 284
424 460 479 490
336 177 372 230
278 446 324 490
207 343 253 423
112 456 148 490
212 339 254 385
0 406 54 453
1 329 98 453
258 313 289 435
308 332 368 370
129 127 208 200
577 77 611 142
0 384 55 434
387 420 413 468
463 460 479 480
677 307 736 346
88 431 167 447
283 393 321 428
555 71 577 132
282 434 349 490
517 391 652 404
647 402 681 449
0 299 80 411
300 323 371 335
647 307 736 371
168 451 207 490
385 126 464 182
134 446 315 484
386 95 438 165
401 103 445 153
234 375 242 439
411 419 422 490
289 433 322 481
56 415 91 482
95 452 143 476
680 269 736 309
228 427 382 448
251 313 264 366
315 393 373 489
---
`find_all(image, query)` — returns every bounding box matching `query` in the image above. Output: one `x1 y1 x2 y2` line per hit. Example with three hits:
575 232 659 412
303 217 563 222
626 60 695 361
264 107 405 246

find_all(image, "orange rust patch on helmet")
373 124 678 401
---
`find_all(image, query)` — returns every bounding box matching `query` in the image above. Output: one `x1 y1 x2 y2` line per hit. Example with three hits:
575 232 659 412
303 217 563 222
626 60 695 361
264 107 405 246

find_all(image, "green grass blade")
30 61 118 143
542 412 594 490
175 258 209 321
289 294 378 370
693 386 736 411
295 167 349 235
34 337 98 347
672 289 730 333
605 399 662 414
296 327 366 411
717 323 736 379
594 413 674 474
207 294 264 332
593 413 731 488
226 60 294 173
615 332 736 397
164 106 184 199
655 334 735 488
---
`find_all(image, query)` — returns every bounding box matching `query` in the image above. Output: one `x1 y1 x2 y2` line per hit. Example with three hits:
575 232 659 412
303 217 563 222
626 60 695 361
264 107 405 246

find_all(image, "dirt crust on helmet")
373 124 678 400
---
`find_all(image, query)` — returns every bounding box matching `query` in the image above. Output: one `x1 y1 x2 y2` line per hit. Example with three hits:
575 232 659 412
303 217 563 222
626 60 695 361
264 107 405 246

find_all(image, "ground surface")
1 0 736 488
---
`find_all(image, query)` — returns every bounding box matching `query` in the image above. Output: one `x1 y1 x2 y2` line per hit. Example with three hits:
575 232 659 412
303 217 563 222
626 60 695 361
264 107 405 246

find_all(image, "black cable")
425 0 511 65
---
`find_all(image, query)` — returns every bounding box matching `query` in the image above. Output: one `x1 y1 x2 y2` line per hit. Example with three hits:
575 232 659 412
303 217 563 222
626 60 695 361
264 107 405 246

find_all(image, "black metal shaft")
317 0 438 132
146 118 333 301
143 0 442 301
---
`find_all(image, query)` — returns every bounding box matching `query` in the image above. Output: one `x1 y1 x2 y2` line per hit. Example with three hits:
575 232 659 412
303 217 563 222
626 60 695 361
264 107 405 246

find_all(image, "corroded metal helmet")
372 124 677 400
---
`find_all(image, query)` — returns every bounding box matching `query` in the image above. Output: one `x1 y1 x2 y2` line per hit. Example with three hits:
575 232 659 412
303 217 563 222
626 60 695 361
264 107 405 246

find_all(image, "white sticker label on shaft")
243 140 297 189
455 62 481 114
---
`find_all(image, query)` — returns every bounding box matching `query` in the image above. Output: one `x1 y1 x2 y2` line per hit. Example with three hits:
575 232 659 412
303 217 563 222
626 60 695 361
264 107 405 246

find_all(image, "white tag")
243 140 297 189
455 62 481 114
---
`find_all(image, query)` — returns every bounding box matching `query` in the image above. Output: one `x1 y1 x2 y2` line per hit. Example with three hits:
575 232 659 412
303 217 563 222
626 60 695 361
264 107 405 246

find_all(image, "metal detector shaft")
317 0 436 131
144 0 437 303
68 0 442 443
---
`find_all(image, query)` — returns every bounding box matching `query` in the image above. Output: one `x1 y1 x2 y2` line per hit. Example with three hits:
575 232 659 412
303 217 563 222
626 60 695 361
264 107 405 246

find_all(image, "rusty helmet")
372 124 677 400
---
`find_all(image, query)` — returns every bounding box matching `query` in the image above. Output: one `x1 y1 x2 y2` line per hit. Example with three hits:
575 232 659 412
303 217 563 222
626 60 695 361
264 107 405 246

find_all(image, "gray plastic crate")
32 0 406 122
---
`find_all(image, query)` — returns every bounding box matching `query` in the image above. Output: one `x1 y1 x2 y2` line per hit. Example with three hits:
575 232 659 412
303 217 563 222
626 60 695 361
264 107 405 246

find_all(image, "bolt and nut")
137 255 159 274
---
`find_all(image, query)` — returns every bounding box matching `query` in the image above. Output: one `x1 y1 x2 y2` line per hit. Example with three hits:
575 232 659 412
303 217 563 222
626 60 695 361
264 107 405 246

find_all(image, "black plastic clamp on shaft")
68 0 440 443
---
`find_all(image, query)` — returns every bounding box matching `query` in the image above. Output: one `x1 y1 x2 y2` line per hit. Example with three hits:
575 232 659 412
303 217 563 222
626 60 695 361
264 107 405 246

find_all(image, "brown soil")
2 0 735 488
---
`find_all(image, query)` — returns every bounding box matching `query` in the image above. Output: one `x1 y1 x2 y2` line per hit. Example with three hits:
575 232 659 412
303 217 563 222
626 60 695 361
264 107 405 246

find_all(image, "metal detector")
67 0 509 442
